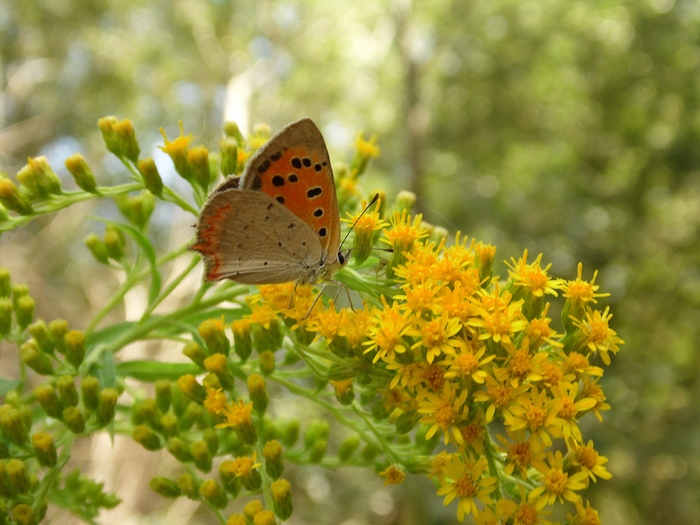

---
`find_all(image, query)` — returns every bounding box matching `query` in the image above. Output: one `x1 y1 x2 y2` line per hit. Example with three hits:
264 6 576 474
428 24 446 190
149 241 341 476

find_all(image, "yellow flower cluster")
242 208 621 522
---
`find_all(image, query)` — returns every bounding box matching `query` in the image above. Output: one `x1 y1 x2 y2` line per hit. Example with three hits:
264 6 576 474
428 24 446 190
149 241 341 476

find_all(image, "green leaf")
116 360 198 381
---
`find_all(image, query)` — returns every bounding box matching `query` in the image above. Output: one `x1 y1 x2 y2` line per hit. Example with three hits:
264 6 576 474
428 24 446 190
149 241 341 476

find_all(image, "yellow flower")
364 298 413 363
473 375 528 424
437 281 477 323
559 351 604 379
561 263 610 306
494 338 548 386
568 498 602 525
436 455 497 522
469 284 528 344
526 304 563 350
503 386 563 449
379 464 405 485
381 210 429 255
409 314 463 363
203 388 228 417
550 381 597 444
579 377 611 422
496 430 547 479
442 339 495 384
571 306 623 365
355 131 380 159
530 451 588 509
395 280 443 317
570 440 612 484
506 250 562 298
417 382 469 445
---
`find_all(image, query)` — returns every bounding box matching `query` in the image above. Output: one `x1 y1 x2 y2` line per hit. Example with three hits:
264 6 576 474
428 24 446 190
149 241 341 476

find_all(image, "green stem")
140 254 200 321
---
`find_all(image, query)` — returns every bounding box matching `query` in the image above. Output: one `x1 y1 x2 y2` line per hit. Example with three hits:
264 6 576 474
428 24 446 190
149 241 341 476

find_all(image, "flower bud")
137 157 163 196
29 320 54 354
11 504 34 525
202 373 222 391
65 153 98 193
198 479 228 509
0 268 10 297
0 406 28 445
133 425 162 451
259 350 275 376
338 434 361 462
239 465 263 492
474 242 496 285
329 378 355 406
247 374 268 414
271 478 293 520
251 319 283 353
244 500 264 521
6 459 30 494
14 295 34 329
96 388 119 426
114 191 155 229
187 146 211 190
220 137 238 176
182 341 208 367
281 419 299 447
48 319 69 353
218 461 242 497
62 406 85 434
98 116 121 157
0 461 14 498
55 375 78 407
21 340 54 375
231 319 252 362
113 118 140 163
179 402 204 431
204 354 234 391
80 376 100 411
223 121 244 143
361 444 380 462
160 413 178 438
395 410 420 434
34 384 63 420
263 440 284 480
155 380 172 413
203 428 219 456
305 423 332 450
177 473 199 499
63 330 85 368
191 440 212 472
394 190 416 213
16 156 62 199
104 225 125 261
0 298 11 337
199 319 230 356
32 432 57 467
132 398 159 427
85 233 109 264
166 437 192 462
177 375 207 404
0 176 33 215
148 477 180 498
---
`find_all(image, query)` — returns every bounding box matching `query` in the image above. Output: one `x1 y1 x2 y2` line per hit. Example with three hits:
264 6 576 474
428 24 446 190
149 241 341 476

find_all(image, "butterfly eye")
337 249 351 267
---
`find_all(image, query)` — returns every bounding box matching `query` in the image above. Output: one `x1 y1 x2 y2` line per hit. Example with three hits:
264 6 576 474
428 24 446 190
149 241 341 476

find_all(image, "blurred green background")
1 0 698 524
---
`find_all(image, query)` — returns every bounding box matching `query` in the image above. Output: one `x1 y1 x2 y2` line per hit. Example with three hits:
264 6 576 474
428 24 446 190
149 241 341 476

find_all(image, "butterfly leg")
288 280 300 309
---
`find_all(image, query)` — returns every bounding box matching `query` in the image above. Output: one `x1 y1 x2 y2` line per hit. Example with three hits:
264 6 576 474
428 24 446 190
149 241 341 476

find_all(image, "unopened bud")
188 146 211 190
263 439 284 480
177 375 207 404
220 137 238 176
133 425 162 451
270 478 293 520
198 479 228 509
149 476 180 498
62 406 85 434
182 341 208 367
137 157 163 196
65 153 98 193
56 375 78 407
199 319 230 356
0 177 32 215
34 385 63 420
247 374 268 414
96 388 119 426
21 340 54 375
32 432 57 467
16 156 62 199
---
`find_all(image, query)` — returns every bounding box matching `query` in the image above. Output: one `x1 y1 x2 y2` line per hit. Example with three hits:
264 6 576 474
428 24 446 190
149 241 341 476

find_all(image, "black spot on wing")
276 196 285 204
314 163 322 172
271 151 282 161
251 175 262 190
302 157 311 167
288 173 298 183
258 160 271 174
319 227 327 237
314 208 323 217
307 187 322 198
291 157 302 169
272 175 285 187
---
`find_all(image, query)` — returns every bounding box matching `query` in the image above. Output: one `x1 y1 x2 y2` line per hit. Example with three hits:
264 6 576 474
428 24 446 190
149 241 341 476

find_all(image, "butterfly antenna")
340 193 380 250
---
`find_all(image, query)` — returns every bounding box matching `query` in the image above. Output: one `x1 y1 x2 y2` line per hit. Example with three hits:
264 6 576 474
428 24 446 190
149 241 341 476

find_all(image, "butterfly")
190 117 349 286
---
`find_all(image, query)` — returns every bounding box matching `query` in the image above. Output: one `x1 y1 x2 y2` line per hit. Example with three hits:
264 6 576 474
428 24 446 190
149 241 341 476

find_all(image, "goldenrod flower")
443 340 494 384
530 451 588 510
506 250 562 298
410 314 463 364
571 306 624 365
494 338 548 386
561 264 610 305
570 440 612 484
550 381 597 444
568 498 602 525
469 284 528 344
435 455 497 521
496 430 547 479
379 464 405 485
473 375 528 424
364 298 412 363
418 383 469 445
503 386 563 449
